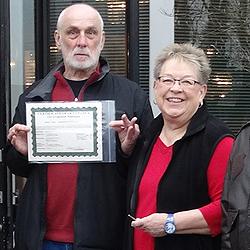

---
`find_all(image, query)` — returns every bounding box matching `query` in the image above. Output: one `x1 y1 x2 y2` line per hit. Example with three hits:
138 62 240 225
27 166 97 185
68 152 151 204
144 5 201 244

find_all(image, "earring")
153 99 157 105
198 101 203 108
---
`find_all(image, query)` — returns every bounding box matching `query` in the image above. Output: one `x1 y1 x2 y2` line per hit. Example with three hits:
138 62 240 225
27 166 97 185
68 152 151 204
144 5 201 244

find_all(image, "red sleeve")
199 136 234 236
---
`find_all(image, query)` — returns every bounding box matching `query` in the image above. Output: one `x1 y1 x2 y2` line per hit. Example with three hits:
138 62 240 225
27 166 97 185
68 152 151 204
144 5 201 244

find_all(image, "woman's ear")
199 84 207 100
153 80 157 88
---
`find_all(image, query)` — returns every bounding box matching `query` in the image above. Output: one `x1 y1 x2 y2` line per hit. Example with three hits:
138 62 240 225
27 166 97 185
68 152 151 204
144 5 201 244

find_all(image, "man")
221 123 250 250
6 3 153 250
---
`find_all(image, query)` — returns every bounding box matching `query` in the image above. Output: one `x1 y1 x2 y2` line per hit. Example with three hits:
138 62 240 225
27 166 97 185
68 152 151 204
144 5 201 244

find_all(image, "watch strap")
166 213 174 223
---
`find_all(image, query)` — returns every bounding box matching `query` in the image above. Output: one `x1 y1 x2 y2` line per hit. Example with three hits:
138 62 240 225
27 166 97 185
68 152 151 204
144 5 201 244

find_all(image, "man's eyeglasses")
157 76 201 88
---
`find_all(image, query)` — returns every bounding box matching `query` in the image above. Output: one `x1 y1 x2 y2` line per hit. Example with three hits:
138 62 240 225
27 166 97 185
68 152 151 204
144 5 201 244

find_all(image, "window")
175 0 250 134
10 0 35 109
47 0 150 94
9 0 35 196
139 0 150 95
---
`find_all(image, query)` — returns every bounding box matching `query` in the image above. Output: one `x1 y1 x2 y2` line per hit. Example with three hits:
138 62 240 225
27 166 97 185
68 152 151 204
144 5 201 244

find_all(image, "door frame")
0 0 14 248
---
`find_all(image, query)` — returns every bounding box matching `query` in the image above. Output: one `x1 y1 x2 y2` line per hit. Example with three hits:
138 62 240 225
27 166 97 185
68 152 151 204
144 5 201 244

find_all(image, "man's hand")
109 114 140 155
7 124 30 156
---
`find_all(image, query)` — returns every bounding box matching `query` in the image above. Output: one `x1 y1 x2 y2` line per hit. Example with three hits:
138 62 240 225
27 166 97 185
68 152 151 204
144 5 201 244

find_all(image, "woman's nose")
170 80 183 91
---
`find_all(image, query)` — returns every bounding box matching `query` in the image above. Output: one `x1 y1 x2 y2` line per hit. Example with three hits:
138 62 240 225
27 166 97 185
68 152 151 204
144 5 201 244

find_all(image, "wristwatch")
164 213 176 234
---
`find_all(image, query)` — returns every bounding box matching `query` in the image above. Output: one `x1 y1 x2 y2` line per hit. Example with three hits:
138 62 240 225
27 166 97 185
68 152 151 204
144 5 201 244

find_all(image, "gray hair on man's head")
153 43 211 84
57 3 104 31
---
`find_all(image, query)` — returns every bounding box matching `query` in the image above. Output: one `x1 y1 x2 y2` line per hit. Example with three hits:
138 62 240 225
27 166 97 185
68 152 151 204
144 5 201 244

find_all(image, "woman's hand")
7 124 30 156
131 213 167 237
109 114 140 155
131 209 211 237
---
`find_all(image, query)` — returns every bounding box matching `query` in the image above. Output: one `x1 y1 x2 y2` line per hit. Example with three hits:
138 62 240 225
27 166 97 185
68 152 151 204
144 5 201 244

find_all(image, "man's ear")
54 30 61 50
100 31 105 50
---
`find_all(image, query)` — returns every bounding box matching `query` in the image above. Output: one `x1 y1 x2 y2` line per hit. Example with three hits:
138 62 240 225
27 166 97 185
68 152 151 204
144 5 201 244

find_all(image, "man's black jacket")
6 58 153 250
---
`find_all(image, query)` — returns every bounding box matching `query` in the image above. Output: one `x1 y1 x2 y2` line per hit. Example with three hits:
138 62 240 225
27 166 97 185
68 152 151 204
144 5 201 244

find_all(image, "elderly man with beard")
6 3 153 250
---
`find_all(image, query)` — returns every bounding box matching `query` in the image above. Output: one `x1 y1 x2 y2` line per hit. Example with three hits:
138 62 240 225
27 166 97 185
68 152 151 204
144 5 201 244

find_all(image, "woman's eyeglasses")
157 76 201 88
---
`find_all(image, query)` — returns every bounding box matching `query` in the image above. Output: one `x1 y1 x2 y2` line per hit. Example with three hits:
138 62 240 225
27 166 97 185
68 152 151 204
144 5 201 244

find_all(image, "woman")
124 43 234 250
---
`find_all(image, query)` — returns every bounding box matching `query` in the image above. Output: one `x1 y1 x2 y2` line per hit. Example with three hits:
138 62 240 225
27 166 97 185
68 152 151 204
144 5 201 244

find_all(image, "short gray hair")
57 3 104 31
153 43 211 84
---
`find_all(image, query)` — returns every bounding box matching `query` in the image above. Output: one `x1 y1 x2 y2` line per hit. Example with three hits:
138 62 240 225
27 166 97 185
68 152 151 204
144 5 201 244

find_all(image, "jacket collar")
144 103 209 144
184 103 208 138
26 62 62 100
26 56 110 100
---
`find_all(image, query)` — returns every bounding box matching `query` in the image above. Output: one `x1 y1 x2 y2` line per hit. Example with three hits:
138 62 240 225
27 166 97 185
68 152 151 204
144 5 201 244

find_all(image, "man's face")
55 5 105 75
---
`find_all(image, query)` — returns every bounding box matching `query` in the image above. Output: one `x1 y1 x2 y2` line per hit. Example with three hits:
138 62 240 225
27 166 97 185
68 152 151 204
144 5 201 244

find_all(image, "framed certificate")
26 101 103 162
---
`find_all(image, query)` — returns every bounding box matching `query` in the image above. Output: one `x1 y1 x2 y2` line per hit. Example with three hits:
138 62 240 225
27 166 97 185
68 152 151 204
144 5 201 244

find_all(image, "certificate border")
31 107 98 157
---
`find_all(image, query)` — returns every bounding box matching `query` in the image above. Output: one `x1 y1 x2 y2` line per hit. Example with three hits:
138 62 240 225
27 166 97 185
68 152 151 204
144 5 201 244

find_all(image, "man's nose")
76 32 87 47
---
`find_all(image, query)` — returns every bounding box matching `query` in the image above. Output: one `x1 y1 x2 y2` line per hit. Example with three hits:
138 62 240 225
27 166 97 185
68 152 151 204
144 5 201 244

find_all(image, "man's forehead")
64 19 100 30
58 5 102 30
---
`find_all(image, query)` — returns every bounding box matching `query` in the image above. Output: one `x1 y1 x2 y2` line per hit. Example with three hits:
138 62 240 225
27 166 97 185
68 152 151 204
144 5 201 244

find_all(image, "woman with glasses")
119 43 234 250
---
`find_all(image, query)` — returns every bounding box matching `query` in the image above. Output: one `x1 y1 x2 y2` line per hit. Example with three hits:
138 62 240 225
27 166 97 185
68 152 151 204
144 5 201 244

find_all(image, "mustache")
73 48 90 54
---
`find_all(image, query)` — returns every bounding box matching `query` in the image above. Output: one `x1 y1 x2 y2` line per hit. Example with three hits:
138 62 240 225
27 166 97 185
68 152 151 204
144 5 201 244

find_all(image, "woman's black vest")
128 105 233 250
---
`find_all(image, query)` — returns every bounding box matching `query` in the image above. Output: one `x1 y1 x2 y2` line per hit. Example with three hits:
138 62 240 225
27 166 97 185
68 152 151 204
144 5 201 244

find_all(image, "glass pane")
10 0 35 197
139 0 150 94
10 0 35 114
175 0 250 134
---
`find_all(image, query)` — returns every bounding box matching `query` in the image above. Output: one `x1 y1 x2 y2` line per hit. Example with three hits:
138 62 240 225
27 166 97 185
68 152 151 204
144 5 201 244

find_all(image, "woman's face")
154 58 207 124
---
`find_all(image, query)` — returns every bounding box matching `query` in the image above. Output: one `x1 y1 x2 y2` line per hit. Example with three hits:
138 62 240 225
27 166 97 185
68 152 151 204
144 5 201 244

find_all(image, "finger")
122 115 138 128
109 120 125 128
131 218 144 228
7 130 15 141
7 129 19 141
121 114 133 127
13 124 30 132
129 117 138 126
109 121 126 132
126 125 140 141
10 135 17 145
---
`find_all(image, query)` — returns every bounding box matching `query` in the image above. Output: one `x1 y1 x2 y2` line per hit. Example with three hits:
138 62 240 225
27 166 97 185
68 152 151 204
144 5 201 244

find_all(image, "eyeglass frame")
157 75 202 88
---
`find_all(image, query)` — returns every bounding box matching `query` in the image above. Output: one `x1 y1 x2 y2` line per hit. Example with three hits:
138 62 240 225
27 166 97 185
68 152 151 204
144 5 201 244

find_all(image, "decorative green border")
30 107 98 157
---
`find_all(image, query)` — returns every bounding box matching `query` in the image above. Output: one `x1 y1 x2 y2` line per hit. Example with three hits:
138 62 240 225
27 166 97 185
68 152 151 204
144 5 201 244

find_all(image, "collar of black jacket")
141 103 209 144
26 56 110 101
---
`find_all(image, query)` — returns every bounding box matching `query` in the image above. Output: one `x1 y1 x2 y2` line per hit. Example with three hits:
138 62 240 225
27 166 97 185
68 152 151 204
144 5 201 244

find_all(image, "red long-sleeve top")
134 136 234 250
